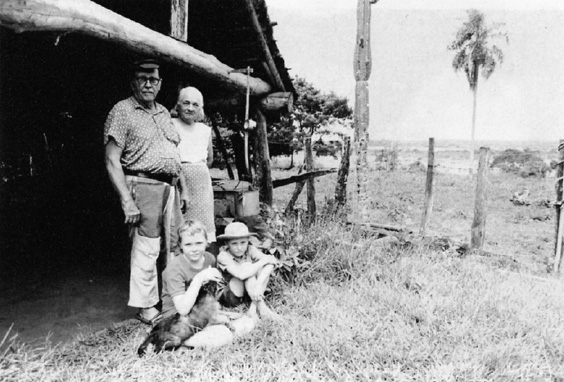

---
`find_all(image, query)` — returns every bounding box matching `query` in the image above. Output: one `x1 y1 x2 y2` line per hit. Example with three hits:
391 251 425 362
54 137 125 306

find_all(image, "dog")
137 281 231 356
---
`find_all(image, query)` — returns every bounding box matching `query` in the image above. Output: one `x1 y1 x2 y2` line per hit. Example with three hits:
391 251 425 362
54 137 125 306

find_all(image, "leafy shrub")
374 145 399 171
491 149 551 178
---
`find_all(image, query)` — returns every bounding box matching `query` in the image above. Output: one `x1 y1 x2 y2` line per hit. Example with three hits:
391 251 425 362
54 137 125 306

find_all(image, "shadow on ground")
0 173 137 345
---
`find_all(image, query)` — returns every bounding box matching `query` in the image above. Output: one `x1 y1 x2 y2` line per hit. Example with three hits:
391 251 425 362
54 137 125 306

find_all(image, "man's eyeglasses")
135 76 162 86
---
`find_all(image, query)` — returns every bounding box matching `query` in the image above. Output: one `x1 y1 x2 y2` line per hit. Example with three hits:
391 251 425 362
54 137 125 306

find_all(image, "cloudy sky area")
267 0 564 142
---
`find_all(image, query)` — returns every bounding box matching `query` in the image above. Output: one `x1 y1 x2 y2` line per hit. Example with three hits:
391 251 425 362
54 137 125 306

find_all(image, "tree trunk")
469 65 479 174
0 0 272 97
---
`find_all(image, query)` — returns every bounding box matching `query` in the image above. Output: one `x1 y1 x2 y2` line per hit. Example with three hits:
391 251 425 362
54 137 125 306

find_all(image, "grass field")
3 142 564 381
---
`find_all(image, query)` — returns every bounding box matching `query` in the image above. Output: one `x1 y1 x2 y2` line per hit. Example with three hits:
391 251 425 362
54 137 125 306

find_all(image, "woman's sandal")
136 311 163 325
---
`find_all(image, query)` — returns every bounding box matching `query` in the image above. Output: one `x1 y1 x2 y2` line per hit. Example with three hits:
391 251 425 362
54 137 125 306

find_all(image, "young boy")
216 222 279 320
161 219 223 319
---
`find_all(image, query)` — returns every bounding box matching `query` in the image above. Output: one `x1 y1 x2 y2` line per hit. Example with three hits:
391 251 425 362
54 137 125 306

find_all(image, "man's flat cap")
132 58 160 70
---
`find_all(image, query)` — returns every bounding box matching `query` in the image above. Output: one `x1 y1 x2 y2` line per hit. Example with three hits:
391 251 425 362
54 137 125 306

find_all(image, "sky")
267 0 564 142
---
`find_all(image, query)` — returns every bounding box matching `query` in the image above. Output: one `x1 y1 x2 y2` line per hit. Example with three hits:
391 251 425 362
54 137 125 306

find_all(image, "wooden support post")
230 132 251 182
353 0 375 220
170 0 188 42
210 117 234 180
471 147 489 249
419 138 435 236
335 136 351 208
252 109 273 206
284 181 305 216
305 136 316 224
553 140 564 273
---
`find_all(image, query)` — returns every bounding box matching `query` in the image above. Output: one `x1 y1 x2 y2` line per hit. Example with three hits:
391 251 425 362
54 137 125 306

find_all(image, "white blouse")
173 120 211 163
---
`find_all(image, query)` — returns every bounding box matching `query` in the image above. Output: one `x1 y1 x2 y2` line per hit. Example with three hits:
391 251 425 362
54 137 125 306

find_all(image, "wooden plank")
0 0 272 96
346 221 411 233
272 169 336 189
170 0 188 42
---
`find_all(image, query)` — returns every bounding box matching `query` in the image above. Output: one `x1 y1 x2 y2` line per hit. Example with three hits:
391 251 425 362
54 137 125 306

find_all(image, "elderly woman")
173 87 216 244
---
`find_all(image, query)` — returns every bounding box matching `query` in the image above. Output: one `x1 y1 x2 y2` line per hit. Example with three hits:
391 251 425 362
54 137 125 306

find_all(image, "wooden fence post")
352 0 375 221
305 136 316 224
471 147 489 249
553 140 564 273
334 136 351 209
252 109 273 206
419 138 435 236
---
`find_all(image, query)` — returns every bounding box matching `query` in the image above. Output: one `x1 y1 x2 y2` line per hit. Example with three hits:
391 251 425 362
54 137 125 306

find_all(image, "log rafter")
0 0 273 97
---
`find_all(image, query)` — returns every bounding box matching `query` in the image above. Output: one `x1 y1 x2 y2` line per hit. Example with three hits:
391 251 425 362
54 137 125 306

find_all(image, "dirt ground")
0 268 134 346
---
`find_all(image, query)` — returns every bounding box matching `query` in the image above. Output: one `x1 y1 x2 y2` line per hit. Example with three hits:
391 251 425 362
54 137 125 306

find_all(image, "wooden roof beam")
242 0 285 92
0 0 272 96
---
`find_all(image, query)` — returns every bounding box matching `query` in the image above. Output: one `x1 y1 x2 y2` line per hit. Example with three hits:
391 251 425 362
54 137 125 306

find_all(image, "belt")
123 169 178 186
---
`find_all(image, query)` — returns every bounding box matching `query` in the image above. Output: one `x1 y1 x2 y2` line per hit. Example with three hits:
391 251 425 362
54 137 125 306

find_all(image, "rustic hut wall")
0 29 137 279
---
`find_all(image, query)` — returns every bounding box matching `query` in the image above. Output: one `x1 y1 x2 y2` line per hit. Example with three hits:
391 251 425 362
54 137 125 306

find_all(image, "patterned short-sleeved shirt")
104 96 182 176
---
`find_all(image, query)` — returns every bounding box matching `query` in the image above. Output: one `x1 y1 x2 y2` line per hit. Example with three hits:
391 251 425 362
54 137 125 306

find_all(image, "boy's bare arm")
172 268 222 315
224 256 277 281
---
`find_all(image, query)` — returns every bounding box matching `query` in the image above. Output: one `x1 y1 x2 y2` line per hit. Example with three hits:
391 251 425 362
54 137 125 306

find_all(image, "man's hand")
180 192 190 214
122 199 141 225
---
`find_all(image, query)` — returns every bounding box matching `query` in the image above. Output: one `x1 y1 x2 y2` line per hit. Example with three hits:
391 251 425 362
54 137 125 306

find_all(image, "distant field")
234 140 560 276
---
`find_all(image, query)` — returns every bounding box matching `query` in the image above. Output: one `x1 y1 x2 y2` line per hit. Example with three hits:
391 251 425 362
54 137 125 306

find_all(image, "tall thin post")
170 0 189 42
352 0 376 220
553 140 564 273
471 147 489 249
419 138 435 236
335 136 351 209
252 109 273 206
305 136 316 224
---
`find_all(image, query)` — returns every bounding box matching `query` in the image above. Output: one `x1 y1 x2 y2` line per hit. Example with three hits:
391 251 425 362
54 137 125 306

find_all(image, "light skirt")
181 162 216 242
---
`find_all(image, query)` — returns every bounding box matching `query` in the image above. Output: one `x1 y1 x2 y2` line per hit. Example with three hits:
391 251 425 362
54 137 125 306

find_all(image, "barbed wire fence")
371 137 562 272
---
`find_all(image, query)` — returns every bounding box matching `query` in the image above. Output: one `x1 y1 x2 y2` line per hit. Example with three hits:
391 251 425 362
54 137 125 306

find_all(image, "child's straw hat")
217 222 257 241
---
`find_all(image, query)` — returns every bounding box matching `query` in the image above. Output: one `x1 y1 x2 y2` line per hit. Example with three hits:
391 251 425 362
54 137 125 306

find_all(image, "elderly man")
104 59 187 324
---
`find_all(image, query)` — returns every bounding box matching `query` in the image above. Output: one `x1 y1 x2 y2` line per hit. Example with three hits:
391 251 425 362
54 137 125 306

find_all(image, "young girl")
161 219 223 319
216 222 280 320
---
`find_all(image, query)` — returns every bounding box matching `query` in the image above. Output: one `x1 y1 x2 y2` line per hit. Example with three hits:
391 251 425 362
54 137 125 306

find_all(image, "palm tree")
449 9 507 170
